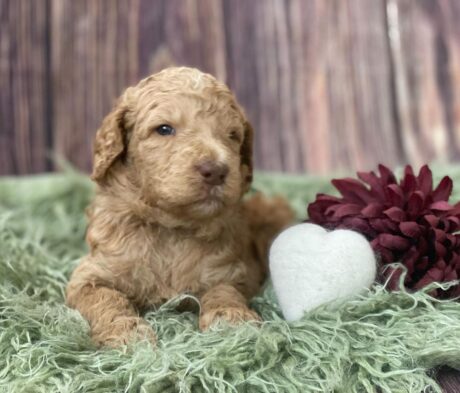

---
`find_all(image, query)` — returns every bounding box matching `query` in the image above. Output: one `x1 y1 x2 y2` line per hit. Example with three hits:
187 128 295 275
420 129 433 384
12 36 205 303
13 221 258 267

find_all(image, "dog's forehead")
138 67 224 93
127 68 247 134
134 86 244 126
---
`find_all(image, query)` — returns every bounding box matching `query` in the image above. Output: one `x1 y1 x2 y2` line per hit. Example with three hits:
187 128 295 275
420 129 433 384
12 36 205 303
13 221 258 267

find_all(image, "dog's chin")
186 186 226 216
188 197 225 218
153 184 240 220
182 185 239 219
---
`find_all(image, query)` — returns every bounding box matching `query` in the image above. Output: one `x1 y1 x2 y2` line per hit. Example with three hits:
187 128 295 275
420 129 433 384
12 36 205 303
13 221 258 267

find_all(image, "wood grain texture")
1 0 460 179
51 0 140 171
96 0 405 174
437 367 460 393
387 0 460 167
0 0 51 174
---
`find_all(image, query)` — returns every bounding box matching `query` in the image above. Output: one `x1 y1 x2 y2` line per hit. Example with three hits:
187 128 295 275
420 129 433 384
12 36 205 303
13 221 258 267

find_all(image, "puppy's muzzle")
196 160 229 186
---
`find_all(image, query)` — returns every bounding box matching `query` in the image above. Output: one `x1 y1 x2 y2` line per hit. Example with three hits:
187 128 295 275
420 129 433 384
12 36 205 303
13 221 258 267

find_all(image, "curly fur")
66 67 294 347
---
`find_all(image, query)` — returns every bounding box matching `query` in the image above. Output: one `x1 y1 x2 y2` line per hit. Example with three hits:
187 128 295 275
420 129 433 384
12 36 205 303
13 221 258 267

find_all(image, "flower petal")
432 176 453 202
402 246 420 274
444 266 458 281
399 221 422 238
361 203 384 218
369 218 399 232
423 215 440 228
307 196 340 223
417 256 429 271
446 216 460 230
415 272 436 289
432 228 447 241
400 173 417 194
376 233 411 251
330 203 362 218
386 184 404 208
378 164 397 185
371 239 394 263
382 265 405 290
331 178 373 204
434 241 447 259
357 171 385 197
407 191 425 216
417 165 433 196
342 217 374 236
429 201 453 211
383 207 407 222
427 267 444 281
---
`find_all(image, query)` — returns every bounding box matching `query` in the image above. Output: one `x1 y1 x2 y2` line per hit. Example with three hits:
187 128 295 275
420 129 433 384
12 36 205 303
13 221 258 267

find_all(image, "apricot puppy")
66 67 294 347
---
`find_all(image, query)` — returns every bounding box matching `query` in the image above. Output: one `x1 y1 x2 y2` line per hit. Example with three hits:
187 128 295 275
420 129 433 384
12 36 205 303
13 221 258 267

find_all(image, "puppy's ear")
240 120 254 191
91 98 129 182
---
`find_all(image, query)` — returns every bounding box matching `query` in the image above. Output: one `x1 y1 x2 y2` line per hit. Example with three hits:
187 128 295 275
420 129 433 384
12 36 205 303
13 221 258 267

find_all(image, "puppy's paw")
93 316 157 348
199 306 262 331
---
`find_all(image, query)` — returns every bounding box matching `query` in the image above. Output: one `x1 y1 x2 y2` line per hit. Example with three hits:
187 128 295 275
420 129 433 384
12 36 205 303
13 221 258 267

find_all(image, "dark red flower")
307 164 460 298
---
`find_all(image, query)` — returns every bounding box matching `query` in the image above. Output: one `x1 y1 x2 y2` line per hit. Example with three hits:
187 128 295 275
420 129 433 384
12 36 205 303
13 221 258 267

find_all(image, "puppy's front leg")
199 283 261 331
67 284 156 347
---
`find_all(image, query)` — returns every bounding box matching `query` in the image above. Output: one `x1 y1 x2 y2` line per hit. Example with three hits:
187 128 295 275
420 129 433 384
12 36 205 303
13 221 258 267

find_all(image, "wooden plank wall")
0 0 51 174
1 0 460 175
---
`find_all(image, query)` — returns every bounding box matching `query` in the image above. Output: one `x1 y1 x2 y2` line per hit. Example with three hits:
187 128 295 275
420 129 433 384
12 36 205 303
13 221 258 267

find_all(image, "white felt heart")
269 223 377 321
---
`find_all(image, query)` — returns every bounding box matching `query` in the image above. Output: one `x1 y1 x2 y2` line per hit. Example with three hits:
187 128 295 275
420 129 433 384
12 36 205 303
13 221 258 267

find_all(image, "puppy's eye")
229 130 241 143
156 124 175 136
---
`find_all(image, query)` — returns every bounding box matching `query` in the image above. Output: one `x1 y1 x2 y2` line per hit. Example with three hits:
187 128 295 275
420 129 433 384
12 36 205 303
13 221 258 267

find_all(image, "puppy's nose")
196 160 229 186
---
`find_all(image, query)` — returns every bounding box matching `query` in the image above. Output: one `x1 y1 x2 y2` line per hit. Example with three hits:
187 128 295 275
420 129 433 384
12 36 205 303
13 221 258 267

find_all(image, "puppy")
66 67 294 347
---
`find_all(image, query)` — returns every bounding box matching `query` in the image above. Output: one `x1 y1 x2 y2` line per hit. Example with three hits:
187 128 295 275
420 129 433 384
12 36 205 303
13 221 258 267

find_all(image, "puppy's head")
92 67 253 219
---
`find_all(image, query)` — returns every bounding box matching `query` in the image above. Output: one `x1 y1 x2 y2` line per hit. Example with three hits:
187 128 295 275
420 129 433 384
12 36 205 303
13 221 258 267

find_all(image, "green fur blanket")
1 168 460 393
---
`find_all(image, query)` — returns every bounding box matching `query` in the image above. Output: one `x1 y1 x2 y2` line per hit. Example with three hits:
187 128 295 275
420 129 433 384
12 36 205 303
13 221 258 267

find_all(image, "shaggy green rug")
1 168 460 393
